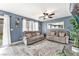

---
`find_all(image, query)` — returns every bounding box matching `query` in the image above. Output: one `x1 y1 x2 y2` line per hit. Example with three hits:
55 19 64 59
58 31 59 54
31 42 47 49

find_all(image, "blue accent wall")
42 16 73 34
0 10 74 43
10 16 23 42
0 10 24 43
0 10 42 43
42 22 47 34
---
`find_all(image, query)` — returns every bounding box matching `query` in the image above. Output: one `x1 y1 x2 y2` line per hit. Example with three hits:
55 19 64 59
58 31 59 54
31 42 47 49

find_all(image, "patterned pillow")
59 32 65 37
32 33 36 37
26 33 32 38
51 31 56 36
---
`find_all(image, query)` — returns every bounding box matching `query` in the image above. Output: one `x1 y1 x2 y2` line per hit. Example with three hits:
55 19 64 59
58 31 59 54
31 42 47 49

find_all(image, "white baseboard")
11 40 23 45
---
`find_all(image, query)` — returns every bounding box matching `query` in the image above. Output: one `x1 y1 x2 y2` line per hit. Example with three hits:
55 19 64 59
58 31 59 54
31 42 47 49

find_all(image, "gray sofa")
24 31 44 45
46 30 69 44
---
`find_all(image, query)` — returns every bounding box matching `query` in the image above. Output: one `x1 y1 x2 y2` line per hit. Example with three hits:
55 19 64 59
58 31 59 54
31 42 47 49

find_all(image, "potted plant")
70 18 79 52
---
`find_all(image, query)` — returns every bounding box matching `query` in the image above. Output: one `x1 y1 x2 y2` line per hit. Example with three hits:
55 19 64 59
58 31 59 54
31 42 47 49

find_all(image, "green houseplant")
70 18 79 49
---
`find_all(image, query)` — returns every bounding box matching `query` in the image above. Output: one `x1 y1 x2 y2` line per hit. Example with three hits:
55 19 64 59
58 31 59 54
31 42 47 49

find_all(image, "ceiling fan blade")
48 14 53 18
50 13 55 15
48 16 53 18
48 13 55 18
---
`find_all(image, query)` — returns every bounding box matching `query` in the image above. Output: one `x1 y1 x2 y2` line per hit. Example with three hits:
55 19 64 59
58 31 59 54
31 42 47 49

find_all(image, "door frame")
0 15 11 47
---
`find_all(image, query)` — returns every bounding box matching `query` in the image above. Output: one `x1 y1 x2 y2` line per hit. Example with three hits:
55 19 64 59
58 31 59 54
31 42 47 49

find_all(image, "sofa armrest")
23 36 27 45
65 36 69 44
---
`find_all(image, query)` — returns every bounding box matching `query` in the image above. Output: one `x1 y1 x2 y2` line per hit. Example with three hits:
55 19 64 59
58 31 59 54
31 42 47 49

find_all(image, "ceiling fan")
39 10 55 20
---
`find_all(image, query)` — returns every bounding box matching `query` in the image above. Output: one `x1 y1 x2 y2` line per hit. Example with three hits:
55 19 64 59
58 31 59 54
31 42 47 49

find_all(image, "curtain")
22 18 27 32
34 22 39 31
2 14 11 47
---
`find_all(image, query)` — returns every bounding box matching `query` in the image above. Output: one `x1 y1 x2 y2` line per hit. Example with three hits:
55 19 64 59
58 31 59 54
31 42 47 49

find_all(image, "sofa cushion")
36 32 40 36
48 31 56 36
32 32 36 37
55 32 59 37
27 35 44 44
51 31 56 36
48 31 51 36
26 33 32 38
31 35 44 39
46 36 54 40
59 32 66 37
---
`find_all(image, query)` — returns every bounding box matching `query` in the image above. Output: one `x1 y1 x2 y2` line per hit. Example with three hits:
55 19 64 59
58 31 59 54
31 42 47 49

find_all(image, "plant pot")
72 46 79 52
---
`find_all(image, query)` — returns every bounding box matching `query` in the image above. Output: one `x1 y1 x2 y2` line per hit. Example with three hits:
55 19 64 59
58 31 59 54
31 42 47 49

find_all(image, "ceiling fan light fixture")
43 13 48 15
39 9 55 20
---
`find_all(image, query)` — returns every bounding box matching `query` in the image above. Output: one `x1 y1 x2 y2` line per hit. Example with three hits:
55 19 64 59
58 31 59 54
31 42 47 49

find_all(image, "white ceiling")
0 3 71 21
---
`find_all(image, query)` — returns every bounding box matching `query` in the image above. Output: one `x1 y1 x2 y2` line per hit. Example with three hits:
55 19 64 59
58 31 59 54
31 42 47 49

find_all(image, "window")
26 21 29 31
29 21 33 31
47 21 64 29
26 21 39 31
33 22 39 31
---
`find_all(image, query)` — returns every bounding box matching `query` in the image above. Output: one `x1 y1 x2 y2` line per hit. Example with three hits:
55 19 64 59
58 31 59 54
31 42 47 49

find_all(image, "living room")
0 3 79 56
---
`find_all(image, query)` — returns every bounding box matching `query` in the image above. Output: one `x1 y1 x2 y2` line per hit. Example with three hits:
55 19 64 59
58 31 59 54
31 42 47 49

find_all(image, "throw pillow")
26 33 32 38
48 31 51 36
32 33 36 37
59 32 65 37
36 32 40 35
51 31 56 36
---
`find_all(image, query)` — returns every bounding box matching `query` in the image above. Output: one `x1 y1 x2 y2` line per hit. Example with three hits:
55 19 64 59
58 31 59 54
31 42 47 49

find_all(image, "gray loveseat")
24 31 44 45
46 29 69 44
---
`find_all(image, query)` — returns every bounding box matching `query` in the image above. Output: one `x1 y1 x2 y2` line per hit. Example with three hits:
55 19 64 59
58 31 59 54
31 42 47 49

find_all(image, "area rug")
28 40 65 56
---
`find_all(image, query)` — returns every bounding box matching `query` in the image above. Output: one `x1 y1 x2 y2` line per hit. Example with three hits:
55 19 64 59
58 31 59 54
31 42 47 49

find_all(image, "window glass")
47 21 64 29
26 21 39 31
